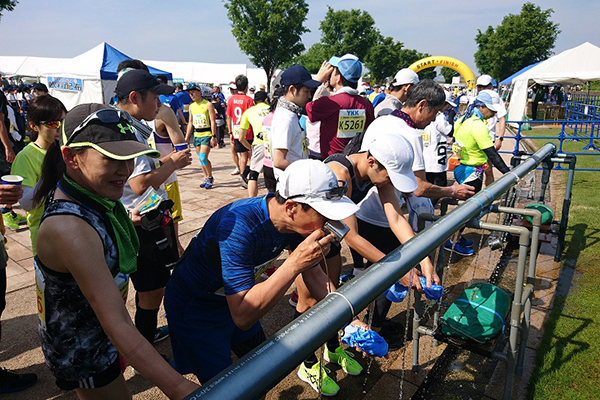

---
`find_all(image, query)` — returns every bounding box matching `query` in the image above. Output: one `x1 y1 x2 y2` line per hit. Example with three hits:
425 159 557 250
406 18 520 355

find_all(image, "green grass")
522 128 600 399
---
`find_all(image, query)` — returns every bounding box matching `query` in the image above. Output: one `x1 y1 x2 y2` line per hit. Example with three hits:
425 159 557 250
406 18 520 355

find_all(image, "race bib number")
35 265 46 330
263 127 272 161
420 130 431 147
193 114 208 129
232 124 241 140
301 134 308 158
452 142 463 159
337 109 366 139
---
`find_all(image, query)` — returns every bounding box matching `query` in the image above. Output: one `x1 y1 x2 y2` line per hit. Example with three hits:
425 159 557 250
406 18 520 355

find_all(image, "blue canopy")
99 42 172 80
500 62 542 85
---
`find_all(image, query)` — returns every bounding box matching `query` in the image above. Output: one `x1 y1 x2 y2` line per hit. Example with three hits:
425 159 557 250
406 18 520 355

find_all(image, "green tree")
224 0 309 91
440 67 459 84
474 2 560 81
365 36 404 83
0 0 18 20
397 49 436 80
319 6 382 62
292 43 329 74
474 25 495 75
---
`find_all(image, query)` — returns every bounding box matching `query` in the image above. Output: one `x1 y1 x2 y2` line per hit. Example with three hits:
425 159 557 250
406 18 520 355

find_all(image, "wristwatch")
497 137 504 142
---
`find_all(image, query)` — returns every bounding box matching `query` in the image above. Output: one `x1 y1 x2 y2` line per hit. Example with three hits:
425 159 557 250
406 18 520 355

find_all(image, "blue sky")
0 0 598 75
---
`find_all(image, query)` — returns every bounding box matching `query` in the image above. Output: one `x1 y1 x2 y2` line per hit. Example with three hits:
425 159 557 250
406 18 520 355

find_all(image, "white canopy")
246 67 268 90
144 59 247 87
508 42 600 122
0 55 66 77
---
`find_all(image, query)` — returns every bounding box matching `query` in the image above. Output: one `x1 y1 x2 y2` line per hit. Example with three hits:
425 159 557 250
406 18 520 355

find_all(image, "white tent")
246 67 268 90
508 42 600 122
34 43 172 110
1 43 172 110
0 55 66 77
144 59 247 87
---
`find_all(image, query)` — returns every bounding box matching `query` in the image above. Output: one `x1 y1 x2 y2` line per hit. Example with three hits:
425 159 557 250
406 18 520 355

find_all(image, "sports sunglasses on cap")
63 108 133 146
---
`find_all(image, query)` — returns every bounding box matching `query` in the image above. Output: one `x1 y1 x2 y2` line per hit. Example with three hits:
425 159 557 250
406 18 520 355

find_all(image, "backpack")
441 282 511 343
341 129 367 156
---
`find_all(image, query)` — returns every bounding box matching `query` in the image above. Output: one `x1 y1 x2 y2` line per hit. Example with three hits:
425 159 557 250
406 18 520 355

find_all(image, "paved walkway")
0 137 563 399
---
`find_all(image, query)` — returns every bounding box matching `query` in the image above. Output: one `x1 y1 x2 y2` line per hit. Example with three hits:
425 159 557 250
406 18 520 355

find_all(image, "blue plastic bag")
341 325 388 357
385 281 408 303
420 277 443 300
385 277 443 302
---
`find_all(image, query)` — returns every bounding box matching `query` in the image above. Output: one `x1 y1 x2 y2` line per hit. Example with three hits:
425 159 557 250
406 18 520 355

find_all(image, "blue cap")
329 54 362 83
281 65 321 88
475 91 498 112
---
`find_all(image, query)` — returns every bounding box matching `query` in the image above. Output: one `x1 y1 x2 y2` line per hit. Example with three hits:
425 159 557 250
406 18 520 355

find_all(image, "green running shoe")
324 346 363 376
2 212 22 230
297 361 340 396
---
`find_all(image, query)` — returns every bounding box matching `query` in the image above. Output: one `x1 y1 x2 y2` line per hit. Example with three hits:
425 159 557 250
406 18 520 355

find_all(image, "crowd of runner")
0 55 510 398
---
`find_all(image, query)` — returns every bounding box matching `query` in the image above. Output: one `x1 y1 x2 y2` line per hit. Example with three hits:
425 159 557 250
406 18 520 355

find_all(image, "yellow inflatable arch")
408 56 476 89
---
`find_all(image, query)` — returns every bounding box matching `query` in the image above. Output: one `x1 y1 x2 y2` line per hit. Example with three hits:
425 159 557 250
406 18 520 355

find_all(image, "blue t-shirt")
372 92 386 107
170 195 300 297
175 91 192 119
160 94 182 114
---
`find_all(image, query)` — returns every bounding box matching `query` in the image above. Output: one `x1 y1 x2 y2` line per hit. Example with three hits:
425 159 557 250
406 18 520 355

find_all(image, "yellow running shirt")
190 100 212 137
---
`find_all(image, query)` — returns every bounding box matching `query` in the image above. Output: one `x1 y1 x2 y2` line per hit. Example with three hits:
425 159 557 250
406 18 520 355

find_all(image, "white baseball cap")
276 159 359 221
367 134 418 193
476 74 493 87
480 89 501 105
444 90 457 107
392 69 419 86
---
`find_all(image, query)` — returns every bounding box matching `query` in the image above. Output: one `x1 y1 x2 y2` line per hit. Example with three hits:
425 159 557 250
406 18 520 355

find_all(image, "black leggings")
350 219 401 328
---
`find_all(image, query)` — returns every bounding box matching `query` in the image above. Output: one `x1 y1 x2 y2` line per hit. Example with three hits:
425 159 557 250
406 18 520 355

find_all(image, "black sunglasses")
287 180 348 201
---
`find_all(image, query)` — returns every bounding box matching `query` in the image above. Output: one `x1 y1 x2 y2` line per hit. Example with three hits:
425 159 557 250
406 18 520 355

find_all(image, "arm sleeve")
19 184 37 211
483 147 510 173
312 85 330 101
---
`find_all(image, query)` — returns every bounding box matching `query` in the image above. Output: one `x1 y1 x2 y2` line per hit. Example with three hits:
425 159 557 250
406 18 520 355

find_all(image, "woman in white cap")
32 104 198 399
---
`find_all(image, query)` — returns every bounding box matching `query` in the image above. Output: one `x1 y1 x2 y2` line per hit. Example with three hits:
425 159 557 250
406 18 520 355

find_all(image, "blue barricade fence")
505 119 600 171
565 95 600 147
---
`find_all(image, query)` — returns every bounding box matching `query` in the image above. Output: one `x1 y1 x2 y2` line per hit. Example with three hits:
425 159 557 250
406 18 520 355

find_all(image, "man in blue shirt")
156 75 187 128
165 159 359 383
174 83 192 131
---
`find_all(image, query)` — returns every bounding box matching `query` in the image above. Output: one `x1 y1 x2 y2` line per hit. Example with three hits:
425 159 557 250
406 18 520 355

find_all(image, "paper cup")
1 175 23 185
174 143 189 152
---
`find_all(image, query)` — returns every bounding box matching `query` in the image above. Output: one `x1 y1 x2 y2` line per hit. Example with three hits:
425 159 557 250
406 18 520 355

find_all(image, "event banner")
47 77 83 92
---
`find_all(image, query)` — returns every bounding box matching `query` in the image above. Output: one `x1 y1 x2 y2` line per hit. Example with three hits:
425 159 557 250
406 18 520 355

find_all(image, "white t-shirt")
357 115 420 228
270 107 308 178
423 112 452 173
120 125 168 211
360 115 425 172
